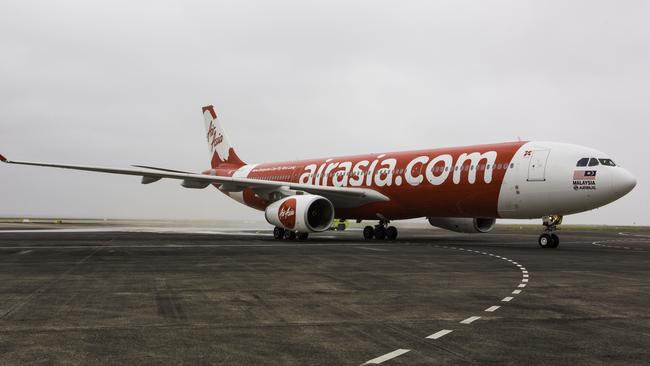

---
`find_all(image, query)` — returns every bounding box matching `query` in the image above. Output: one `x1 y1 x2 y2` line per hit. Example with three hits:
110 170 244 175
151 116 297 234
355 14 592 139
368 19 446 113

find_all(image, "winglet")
0 154 7 162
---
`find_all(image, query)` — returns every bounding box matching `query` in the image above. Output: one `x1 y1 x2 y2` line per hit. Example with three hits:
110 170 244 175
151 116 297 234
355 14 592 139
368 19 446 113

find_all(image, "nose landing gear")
539 215 562 248
363 221 398 240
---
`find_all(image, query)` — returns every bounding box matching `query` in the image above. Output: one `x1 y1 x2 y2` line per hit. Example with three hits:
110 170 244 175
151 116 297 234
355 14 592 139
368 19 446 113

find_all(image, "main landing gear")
273 227 309 241
538 215 562 249
363 221 398 240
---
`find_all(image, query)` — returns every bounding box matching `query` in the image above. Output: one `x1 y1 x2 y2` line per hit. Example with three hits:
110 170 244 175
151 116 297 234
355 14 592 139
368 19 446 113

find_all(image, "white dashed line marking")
460 316 481 324
426 329 454 339
361 244 530 365
356 247 388 252
592 235 650 251
363 349 411 364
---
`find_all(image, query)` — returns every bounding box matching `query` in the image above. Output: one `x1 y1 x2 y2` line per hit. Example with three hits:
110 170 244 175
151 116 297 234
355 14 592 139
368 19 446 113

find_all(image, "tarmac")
0 224 648 365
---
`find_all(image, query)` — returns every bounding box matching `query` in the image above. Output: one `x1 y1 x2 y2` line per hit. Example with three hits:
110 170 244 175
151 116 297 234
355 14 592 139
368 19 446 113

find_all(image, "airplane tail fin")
202 105 246 169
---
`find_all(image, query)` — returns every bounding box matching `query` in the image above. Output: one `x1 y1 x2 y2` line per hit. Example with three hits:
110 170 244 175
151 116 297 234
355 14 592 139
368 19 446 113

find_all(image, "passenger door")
527 150 550 182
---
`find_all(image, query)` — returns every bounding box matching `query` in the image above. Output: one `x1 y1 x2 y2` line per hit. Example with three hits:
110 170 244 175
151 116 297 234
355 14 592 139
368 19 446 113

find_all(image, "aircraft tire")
374 226 387 240
386 226 398 240
284 230 297 240
273 227 285 240
538 233 553 248
363 226 374 240
550 233 560 248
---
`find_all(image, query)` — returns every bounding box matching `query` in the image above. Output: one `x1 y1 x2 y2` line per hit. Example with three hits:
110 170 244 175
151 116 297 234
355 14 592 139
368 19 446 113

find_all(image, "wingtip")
0 154 6 162
202 105 217 119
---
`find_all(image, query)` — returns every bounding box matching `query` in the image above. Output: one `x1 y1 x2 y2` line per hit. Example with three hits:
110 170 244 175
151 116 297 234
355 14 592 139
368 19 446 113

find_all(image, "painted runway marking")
591 235 650 251
362 244 530 365
460 316 481 324
426 329 453 339
356 247 388 252
363 349 410 364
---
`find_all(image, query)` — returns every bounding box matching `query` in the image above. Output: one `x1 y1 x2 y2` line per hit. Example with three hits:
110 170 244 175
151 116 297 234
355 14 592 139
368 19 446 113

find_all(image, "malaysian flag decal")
574 170 597 180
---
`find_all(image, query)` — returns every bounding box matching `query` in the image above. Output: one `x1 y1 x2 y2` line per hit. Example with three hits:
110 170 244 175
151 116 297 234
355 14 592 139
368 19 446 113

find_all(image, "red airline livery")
0 105 637 248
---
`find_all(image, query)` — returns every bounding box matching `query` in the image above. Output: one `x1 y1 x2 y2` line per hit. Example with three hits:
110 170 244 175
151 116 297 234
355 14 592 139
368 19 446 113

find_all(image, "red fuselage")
210 141 526 220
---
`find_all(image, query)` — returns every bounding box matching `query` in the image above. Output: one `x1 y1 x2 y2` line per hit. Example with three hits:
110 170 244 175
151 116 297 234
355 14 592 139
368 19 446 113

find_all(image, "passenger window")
588 158 599 167
576 158 589 167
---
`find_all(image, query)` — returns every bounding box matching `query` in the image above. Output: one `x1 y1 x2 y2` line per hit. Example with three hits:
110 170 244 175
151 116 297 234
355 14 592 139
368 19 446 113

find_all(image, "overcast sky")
1 0 647 225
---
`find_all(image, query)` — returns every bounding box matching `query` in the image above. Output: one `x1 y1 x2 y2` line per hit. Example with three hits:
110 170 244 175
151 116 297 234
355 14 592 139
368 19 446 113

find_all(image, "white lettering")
299 164 317 185
375 158 397 187
333 162 352 187
405 156 429 186
453 152 497 184
350 160 369 187
426 154 452 186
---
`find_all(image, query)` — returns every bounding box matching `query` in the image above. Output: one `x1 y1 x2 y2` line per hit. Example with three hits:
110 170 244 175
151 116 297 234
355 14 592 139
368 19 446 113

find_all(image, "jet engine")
427 217 496 233
265 195 335 233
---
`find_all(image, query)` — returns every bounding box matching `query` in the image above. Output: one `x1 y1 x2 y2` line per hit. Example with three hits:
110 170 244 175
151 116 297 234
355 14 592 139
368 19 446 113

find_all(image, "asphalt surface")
0 226 649 365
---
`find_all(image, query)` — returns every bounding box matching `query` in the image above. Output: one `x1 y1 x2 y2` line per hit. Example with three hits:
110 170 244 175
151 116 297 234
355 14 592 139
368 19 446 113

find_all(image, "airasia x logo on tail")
278 198 297 229
207 124 224 150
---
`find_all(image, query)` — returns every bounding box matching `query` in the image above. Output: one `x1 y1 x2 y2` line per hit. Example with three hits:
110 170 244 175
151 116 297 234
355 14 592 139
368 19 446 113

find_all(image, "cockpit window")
576 158 589 167
588 158 599 167
598 158 616 166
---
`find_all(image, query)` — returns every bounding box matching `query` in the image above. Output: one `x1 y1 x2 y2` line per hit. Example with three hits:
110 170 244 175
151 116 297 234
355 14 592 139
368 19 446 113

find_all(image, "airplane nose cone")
612 168 637 197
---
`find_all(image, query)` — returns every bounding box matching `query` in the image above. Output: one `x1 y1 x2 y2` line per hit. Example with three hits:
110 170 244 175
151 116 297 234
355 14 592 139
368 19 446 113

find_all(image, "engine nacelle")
427 217 496 233
265 195 335 233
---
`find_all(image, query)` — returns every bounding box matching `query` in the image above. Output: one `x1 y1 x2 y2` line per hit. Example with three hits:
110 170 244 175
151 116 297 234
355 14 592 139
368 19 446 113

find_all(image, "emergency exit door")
527 150 550 181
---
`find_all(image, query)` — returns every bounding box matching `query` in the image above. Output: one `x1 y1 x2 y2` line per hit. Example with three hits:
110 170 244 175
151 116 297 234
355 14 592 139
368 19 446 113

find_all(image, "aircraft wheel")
273 227 285 240
386 226 398 240
284 230 297 240
374 226 387 240
550 233 560 248
297 233 309 240
538 233 553 248
363 226 375 240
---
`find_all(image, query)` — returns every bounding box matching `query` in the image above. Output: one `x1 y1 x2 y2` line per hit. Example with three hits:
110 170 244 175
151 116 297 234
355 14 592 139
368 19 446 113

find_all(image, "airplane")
0 105 637 248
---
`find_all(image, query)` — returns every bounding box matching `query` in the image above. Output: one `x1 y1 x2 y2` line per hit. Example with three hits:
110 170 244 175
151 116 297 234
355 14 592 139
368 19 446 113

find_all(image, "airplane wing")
0 154 388 208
